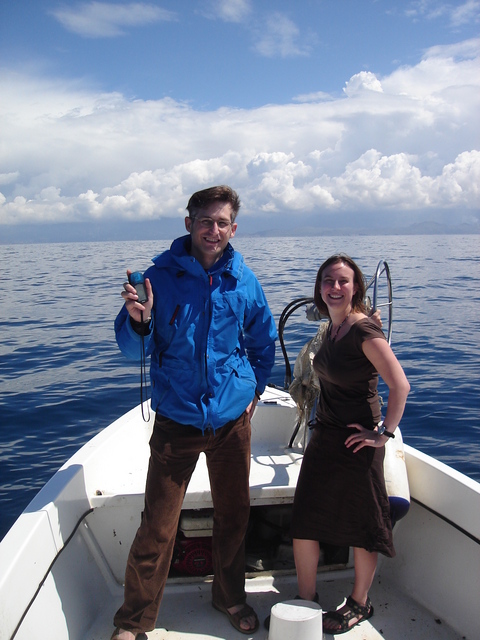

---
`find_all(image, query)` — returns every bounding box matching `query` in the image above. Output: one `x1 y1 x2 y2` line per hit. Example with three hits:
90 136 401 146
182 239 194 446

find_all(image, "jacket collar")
152 235 244 281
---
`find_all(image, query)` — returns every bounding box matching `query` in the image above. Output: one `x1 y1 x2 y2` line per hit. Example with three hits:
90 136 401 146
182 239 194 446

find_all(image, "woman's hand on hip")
344 423 386 452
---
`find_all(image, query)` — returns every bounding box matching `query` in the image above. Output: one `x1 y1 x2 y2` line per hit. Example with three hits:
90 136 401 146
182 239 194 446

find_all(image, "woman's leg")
293 538 321 601
351 547 377 606
323 546 377 633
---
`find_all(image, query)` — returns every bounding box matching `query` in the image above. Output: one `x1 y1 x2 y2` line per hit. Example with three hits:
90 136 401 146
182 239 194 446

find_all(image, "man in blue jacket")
112 185 277 640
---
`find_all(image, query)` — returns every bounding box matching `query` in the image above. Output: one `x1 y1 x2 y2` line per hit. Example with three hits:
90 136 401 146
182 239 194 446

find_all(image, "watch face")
378 424 385 435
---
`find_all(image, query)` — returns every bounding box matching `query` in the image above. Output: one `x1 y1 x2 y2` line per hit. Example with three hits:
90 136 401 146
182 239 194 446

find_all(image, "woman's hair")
313 254 367 317
186 185 241 222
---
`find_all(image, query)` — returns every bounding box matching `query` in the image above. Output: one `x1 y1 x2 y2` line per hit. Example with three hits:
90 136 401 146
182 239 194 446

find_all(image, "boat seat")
85 443 303 585
89 393 301 510
89 443 304 510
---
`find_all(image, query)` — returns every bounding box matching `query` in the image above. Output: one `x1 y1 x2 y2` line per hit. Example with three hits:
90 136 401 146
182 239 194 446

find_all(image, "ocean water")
0 234 479 541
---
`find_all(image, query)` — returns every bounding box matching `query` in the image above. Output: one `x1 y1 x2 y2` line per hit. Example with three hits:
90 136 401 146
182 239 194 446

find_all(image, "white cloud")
203 0 252 23
434 150 480 204
293 91 333 104
253 13 312 58
423 36 479 60
405 1 449 21
1 39 479 227
331 151 433 209
51 2 177 38
404 0 480 25
384 38 480 98
0 172 20 186
451 0 480 26
202 4 312 59
343 72 384 97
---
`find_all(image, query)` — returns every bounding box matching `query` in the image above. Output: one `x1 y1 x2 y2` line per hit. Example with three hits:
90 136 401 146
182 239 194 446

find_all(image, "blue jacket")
115 236 277 432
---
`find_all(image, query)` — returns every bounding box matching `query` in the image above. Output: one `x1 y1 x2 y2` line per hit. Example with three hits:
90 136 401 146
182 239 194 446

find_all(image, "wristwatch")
377 421 395 439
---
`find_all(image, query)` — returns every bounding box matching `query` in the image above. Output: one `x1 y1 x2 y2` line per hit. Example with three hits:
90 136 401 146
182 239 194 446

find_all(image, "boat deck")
2 389 478 640
78 393 467 639
85 569 464 639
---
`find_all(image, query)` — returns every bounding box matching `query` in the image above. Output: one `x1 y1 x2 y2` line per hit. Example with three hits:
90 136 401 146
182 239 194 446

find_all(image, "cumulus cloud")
1 39 479 228
330 150 472 209
343 72 384 97
51 2 177 38
384 38 480 98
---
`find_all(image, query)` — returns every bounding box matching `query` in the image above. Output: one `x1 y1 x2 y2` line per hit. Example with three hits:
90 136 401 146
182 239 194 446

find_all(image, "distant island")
1 218 479 244
247 220 480 238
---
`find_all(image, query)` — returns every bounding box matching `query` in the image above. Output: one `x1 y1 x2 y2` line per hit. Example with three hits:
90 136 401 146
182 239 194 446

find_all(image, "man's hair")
313 253 367 317
186 185 241 222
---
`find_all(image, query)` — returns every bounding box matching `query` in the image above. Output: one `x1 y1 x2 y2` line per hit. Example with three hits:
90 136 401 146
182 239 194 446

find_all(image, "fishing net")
288 321 328 431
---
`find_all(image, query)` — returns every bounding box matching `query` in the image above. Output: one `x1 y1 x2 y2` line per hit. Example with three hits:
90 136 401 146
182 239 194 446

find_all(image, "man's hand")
121 269 153 323
246 394 260 419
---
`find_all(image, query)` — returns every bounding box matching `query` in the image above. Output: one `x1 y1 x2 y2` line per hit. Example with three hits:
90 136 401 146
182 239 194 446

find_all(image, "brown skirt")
291 426 395 557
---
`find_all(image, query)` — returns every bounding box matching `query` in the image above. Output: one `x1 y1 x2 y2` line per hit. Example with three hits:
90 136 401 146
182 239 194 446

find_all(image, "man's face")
185 201 237 269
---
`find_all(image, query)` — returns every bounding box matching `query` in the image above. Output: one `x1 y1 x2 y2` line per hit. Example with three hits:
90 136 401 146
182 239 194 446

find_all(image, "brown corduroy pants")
113 411 252 633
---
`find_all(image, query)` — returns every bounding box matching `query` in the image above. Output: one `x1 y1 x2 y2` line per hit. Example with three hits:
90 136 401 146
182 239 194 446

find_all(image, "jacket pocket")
223 291 246 329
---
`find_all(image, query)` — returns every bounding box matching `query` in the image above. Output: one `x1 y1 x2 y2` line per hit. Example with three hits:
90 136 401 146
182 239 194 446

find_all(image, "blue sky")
1 0 479 238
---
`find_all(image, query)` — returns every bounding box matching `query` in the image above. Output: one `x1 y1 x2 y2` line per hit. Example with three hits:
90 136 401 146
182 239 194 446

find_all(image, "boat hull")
1 389 478 640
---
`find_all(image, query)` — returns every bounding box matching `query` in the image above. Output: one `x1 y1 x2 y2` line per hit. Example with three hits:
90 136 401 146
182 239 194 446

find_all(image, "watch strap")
377 421 396 439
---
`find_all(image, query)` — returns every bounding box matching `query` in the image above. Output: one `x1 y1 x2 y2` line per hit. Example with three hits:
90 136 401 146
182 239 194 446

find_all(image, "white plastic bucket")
268 599 322 640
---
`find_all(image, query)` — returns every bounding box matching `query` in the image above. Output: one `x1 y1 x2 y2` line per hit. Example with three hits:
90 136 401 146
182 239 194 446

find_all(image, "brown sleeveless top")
313 317 386 430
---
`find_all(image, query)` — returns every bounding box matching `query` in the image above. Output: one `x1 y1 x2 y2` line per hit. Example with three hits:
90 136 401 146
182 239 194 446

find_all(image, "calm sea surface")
1 235 479 540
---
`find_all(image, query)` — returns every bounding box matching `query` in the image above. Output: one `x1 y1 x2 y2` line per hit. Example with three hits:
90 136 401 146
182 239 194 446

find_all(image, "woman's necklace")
328 312 351 343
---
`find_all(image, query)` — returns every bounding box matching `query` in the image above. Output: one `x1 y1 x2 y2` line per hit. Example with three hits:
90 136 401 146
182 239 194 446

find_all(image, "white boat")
1 270 479 640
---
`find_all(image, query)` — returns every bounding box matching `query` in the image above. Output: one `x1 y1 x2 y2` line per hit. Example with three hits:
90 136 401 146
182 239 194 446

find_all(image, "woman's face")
320 261 358 312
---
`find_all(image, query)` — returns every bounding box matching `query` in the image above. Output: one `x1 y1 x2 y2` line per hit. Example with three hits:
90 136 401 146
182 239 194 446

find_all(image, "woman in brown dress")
291 254 410 635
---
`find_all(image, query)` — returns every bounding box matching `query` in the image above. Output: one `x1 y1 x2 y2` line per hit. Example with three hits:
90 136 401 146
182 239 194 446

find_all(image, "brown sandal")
323 595 374 635
212 601 260 634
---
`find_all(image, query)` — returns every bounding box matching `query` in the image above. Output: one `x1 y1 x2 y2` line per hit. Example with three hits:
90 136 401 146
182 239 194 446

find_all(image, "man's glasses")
193 217 232 230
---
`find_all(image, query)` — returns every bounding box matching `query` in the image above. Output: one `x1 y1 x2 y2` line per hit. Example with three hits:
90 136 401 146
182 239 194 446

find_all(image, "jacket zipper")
205 273 213 375
204 273 214 428
169 305 180 325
